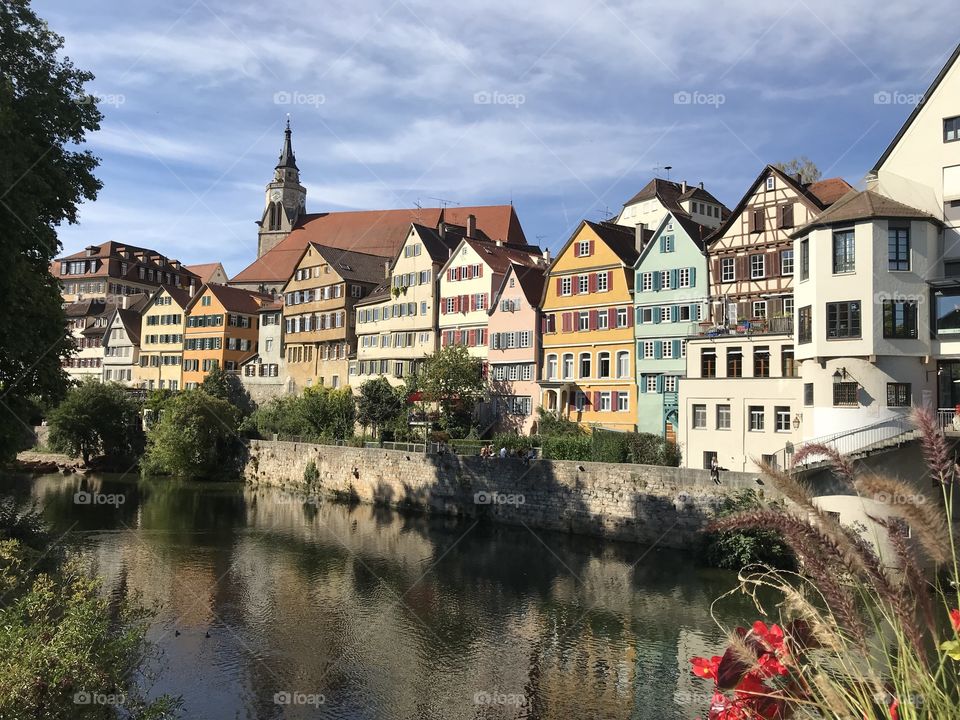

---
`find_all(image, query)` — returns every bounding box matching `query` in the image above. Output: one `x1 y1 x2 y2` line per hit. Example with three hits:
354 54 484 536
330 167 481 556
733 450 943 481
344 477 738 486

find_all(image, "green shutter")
689 267 697 286
652 273 661 291
673 339 681 357
656 375 664 393
654 341 662 359
670 305 679 323
670 269 678 288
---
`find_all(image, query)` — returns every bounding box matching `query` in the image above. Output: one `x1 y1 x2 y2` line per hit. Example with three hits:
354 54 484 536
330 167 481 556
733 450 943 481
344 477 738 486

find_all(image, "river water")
3 473 760 720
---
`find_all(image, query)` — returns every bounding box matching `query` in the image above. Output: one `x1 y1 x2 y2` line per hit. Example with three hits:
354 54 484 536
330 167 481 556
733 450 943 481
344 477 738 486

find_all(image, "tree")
356 377 403 438
773 156 822 184
141 389 242 479
200 365 254 417
0 1 103 462
48 381 142 465
418 345 485 436
299 386 355 440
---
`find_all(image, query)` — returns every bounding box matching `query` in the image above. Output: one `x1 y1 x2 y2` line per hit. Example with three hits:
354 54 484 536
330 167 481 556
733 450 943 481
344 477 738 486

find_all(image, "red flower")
757 652 789 678
950 608 960 632
751 621 786 653
691 655 722 682
888 697 900 720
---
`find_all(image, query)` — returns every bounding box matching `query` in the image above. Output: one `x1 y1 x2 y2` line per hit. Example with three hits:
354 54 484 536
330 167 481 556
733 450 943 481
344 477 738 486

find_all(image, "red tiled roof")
806 177 854 207
230 205 525 284
185 262 225 284
187 283 274 314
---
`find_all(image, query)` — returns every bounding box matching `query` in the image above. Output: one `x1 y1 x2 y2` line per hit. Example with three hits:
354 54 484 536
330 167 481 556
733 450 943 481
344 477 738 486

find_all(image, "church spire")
277 117 298 170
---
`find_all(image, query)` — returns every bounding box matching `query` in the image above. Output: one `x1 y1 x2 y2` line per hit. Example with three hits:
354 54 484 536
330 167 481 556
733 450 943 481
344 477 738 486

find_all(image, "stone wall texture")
244 440 778 549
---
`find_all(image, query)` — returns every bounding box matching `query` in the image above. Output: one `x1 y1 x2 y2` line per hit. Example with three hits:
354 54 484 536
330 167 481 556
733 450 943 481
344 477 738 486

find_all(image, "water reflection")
3 474 758 720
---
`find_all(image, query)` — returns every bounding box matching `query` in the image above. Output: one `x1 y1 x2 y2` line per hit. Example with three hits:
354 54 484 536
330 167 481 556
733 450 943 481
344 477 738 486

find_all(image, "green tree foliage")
773 155 822 184
627 432 681 466
540 435 592 461
48 381 142 465
247 395 310 438
701 489 796 570
419 345 485 435
249 387 356 441
535 407 585 437
356 377 404 437
141 389 242 479
0 1 103 462
200 365 254 417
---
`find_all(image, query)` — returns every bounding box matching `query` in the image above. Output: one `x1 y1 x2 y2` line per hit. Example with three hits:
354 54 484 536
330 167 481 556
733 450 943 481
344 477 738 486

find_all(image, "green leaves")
48 380 142 465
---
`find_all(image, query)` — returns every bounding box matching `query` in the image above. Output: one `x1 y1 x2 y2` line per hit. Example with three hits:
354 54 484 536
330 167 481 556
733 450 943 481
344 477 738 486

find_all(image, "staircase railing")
771 413 913 471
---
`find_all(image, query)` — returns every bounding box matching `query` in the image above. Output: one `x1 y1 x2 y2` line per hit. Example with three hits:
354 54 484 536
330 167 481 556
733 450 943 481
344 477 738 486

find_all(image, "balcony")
687 316 794 338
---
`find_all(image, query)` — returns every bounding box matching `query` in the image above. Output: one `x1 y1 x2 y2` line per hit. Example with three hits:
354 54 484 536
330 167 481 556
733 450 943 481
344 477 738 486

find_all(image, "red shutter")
454 296 460 313
589 310 598 330
588 240 595 256
478 265 483 278
627 306 634 325
712 259 721 284
461 295 468 313
592 391 600 408
541 315 548 333
448 269 453 281
440 300 446 315
589 273 598 293
607 308 616 328
572 275 579 294
441 333 448 347
612 390 619 407
607 270 613 291
562 313 572 332
481 329 487 345
747 210 756 233
468 329 475 346
556 277 562 294
470 295 476 311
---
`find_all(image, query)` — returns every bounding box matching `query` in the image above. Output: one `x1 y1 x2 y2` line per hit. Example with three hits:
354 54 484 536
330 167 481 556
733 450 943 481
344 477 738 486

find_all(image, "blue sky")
38 0 958 276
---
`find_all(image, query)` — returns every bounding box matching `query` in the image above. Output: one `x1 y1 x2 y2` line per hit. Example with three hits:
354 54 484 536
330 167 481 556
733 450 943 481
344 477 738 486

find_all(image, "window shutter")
589 273 598 293
671 305 679 323
491 333 499 349
711 260 720 284
607 308 616 328
736 255 748 280
556 278 562 295
462 295 469 313
639 376 646 394
470 295 476 311
659 236 666 252
656 375 664 393
689 267 696 286
562 313 572 332
747 210 756 233
589 310 598 330
780 203 794 228
607 271 613 291
612 390 619 407
468 329 475 346
572 275 579 294
478 265 483 278
689 303 698 321
737 301 749 320
766 251 779 277
653 309 661 324
654 341 662 359
592 391 600 408
588 240 595 256
672 339 681 357
653 273 661 291
441 333 448 347
670 269 678 288
627 306 634 325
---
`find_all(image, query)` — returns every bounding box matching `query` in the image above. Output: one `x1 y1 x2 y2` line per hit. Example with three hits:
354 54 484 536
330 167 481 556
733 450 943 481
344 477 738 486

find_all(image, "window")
678 268 691 287
782 346 796 377
617 393 629 412
662 341 673 359
720 257 735 282
577 240 591 257
883 300 918 339
752 301 767 319
701 349 716 378
579 275 589 294
692 404 707 429
645 375 658 393
597 272 608 292
749 406 765 431
616 351 629 378
775 407 791 433
661 306 671 323
641 273 653 291
754 346 770 377
597 311 609 330
201 295 211 306
599 392 612 411
888 224 911 271
561 277 572 296
579 353 591 379
833 382 858 407
750 254 765 279
804 383 814 406
827 301 861 339
727 347 742 377
659 270 672 290
562 354 574 379
765 176 775 190
832 229 855 273
598 352 610 378
780 249 794 275
798 305 812 344
663 376 677 392
717 404 731 430
779 203 795 229
662 235 675 252
643 340 655 359
783 297 794 317
944 116 960 143
546 355 558 380
799 239 809 281
578 311 589 331
750 208 765 233
887 383 911 407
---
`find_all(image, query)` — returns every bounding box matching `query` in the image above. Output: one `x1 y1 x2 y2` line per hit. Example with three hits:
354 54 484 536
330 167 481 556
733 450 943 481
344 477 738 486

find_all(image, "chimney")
795 173 803 185
495 239 503 247
681 180 688 193
635 222 646 253
699 181 704 190
439 223 446 239
542 248 551 263
466 214 477 238
85 245 98 257
383 260 390 279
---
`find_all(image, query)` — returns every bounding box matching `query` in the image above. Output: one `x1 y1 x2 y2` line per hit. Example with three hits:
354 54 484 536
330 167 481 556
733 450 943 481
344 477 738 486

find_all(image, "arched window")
598 351 611 378
268 202 283 231
578 352 591 379
616 351 630 378
562 353 574 380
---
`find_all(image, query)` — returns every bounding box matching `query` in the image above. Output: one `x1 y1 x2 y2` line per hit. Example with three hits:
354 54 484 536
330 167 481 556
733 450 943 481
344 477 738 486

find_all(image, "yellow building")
182 284 273 389
538 221 642 431
135 286 192 390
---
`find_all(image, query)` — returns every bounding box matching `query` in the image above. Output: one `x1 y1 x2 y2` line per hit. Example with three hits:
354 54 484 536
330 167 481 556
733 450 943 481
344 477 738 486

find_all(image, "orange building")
182 284 274 388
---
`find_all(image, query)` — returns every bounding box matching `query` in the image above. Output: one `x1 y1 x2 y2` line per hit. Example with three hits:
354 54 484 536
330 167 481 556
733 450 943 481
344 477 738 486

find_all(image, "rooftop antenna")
654 165 673 180
413 198 422 222
428 196 460 209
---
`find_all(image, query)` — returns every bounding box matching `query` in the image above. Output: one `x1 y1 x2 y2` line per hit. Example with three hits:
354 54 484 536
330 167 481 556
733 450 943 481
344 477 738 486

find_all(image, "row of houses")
51 44 960 471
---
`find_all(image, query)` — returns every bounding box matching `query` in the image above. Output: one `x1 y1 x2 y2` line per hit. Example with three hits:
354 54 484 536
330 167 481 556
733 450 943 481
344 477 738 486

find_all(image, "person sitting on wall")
499 447 507 459
524 447 537 465
710 457 721 485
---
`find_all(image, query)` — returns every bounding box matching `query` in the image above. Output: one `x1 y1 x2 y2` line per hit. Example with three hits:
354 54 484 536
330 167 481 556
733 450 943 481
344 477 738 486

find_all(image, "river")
3 473 760 720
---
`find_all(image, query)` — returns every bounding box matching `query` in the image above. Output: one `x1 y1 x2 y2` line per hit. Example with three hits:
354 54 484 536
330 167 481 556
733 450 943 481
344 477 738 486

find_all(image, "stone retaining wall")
244 440 778 549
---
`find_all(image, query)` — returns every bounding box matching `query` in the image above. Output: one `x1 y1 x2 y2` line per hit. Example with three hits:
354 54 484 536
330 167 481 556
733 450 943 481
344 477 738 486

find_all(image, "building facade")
633 212 712 439
182 284 271 389
282 244 388 391
613 178 728 234
487 264 546 435
135 286 191 391
101 306 143 385
240 299 291 403
539 221 641 431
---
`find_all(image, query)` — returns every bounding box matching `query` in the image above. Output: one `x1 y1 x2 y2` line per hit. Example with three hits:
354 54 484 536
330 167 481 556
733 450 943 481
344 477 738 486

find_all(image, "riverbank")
244 439 777 549
14 450 88 475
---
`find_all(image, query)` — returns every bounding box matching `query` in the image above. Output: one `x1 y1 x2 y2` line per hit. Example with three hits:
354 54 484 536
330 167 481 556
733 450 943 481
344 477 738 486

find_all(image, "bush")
491 433 536 453
140 389 242 479
626 432 681 466
535 408 585 437
700 489 795 570
48 380 143 465
591 428 630 463
541 435 592 461
200 365 255 417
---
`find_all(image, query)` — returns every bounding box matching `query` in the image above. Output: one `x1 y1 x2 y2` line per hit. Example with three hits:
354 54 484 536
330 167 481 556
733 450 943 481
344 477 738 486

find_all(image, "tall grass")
690 407 960 719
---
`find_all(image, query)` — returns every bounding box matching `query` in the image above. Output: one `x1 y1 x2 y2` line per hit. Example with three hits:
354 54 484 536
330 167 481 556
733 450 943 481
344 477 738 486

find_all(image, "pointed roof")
113 307 144 347
277 118 298 170
670 212 715 252
490 262 547 314
790 188 942 237
158 284 193 309
304 244 393 283
185 262 226 284
187 283 274 314
620 177 730 218
584 220 643 265
706 165 852 247
441 236 544 277
872 43 960 174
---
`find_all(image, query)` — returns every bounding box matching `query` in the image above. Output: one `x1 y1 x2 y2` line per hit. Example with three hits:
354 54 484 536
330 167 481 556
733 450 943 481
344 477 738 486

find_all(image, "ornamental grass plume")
691 407 960 719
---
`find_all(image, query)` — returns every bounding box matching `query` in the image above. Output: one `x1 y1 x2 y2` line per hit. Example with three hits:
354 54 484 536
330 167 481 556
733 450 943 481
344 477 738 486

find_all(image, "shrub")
491 433 536 453
590 428 630 463
303 459 318 485
541 435 592 461
535 408 585 437
700 489 795 570
626 432 681 466
48 380 142 465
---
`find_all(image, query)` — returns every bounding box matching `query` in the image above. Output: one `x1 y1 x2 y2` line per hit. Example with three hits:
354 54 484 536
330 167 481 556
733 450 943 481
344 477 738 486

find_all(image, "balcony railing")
690 316 794 338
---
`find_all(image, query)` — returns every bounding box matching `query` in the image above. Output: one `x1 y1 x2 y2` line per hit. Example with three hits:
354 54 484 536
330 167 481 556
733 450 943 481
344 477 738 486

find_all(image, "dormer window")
765 177 775 190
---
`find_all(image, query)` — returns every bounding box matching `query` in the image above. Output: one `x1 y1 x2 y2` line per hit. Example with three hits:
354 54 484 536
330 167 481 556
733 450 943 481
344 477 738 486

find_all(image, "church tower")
257 119 307 257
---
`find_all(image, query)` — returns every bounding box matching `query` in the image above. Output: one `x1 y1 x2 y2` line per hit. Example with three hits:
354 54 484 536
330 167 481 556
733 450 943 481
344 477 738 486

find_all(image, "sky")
37 0 960 277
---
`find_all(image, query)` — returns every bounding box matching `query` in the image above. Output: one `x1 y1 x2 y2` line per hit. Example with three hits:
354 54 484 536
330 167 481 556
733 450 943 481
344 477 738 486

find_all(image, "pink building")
487 263 546 435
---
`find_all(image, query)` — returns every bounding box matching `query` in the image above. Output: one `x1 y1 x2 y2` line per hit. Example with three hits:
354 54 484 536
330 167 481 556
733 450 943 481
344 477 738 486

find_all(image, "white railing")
771 413 914 471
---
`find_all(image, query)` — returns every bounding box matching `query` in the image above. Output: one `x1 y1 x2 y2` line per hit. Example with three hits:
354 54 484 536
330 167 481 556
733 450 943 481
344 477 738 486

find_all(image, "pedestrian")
524 447 536 464
499 446 507 459
710 457 721 485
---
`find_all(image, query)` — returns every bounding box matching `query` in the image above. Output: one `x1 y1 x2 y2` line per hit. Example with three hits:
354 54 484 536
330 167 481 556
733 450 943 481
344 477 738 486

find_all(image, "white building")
240 298 292 403
102 305 145 385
